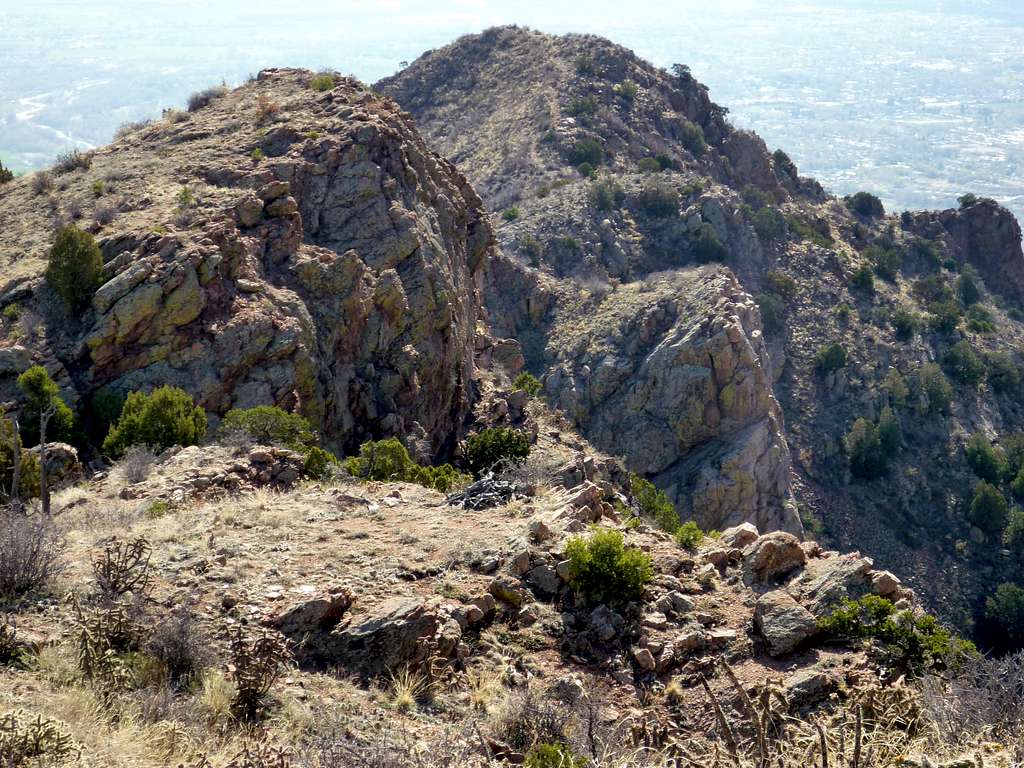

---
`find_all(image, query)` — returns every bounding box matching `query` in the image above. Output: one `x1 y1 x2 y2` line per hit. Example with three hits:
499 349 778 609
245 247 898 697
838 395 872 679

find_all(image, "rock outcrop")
1 69 492 459
541 269 797 533
904 196 1024 302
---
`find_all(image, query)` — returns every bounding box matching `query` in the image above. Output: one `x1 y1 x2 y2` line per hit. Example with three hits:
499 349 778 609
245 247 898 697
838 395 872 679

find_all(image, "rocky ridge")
381 26 1024 632
0 69 492 459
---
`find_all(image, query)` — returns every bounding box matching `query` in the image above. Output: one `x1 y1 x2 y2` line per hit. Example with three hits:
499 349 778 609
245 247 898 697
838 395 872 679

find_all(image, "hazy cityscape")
1 0 1022 221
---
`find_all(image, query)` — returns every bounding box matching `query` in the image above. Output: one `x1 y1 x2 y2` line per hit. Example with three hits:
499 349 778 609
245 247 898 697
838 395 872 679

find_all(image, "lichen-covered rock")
755 590 817 656
306 597 445 676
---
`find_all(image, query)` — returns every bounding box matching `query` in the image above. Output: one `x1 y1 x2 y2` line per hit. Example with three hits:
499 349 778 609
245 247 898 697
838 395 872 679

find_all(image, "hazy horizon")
1 0 1022 220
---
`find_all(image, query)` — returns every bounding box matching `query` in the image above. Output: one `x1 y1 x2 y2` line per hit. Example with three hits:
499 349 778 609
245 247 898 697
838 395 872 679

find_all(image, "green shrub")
635 180 680 217
943 340 986 385
1003 508 1024 556
908 238 942 270
915 364 953 415
985 583 1024 646
45 224 103 311
575 162 596 178
617 79 639 102
969 481 1009 534
692 222 726 263
773 149 798 180
1002 433 1024 476
1 413 41 500
0 160 13 185
567 95 599 118
309 72 337 91
818 595 974 673
845 191 884 218
883 368 909 408
851 264 874 292
988 352 1022 394
1011 469 1024 501
574 55 596 76
765 270 797 301
785 215 833 248
637 157 662 174
16 366 75 446
564 528 653 606
525 743 586 768
102 386 206 458
655 154 673 170
928 300 962 334
519 234 542 266
846 418 886 480
866 244 901 282
512 372 542 398
891 308 918 340
465 428 530 476
589 178 625 211
958 193 979 208
814 343 847 375
629 473 678 533
303 446 339 480
755 293 784 336
877 406 901 457
679 121 707 157
344 438 468 493
502 207 519 222
965 304 995 335
955 270 981 306
751 207 786 242
675 521 705 550
964 434 1008 484
219 406 315 450
566 138 602 168
250 148 265 163
913 274 952 304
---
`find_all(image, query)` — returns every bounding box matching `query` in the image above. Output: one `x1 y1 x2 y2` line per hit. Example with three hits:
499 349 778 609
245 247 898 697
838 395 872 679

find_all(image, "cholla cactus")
91 536 152 599
226 625 292 721
0 709 78 765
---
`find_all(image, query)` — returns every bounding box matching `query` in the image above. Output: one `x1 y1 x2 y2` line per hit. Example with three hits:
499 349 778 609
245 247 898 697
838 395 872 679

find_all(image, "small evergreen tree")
218 406 315 450
692 223 726 262
985 583 1024 647
964 434 1008 484
679 121 707 157
878 407 901 457
16 366 75 446
102 386 206 458
969 481 1009 534
815 343 847 375
45 225 103 312
465 428 530 476
943 340 986 385
846 418 886 479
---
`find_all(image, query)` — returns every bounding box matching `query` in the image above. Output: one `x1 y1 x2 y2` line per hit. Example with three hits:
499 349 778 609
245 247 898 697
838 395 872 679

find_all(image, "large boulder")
744 531 807 583
307 597 448 677
755 590 817 656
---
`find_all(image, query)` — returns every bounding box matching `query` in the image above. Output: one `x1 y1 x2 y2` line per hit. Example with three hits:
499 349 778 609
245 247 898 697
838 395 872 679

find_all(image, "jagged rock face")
905 198 1024 302
510 266 799 534
0 69 492 458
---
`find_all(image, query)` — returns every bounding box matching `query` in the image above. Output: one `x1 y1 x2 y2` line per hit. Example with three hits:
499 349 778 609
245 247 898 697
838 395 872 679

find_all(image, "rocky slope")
380 26 1024 635
0 69 492 459
5 435 1002 768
